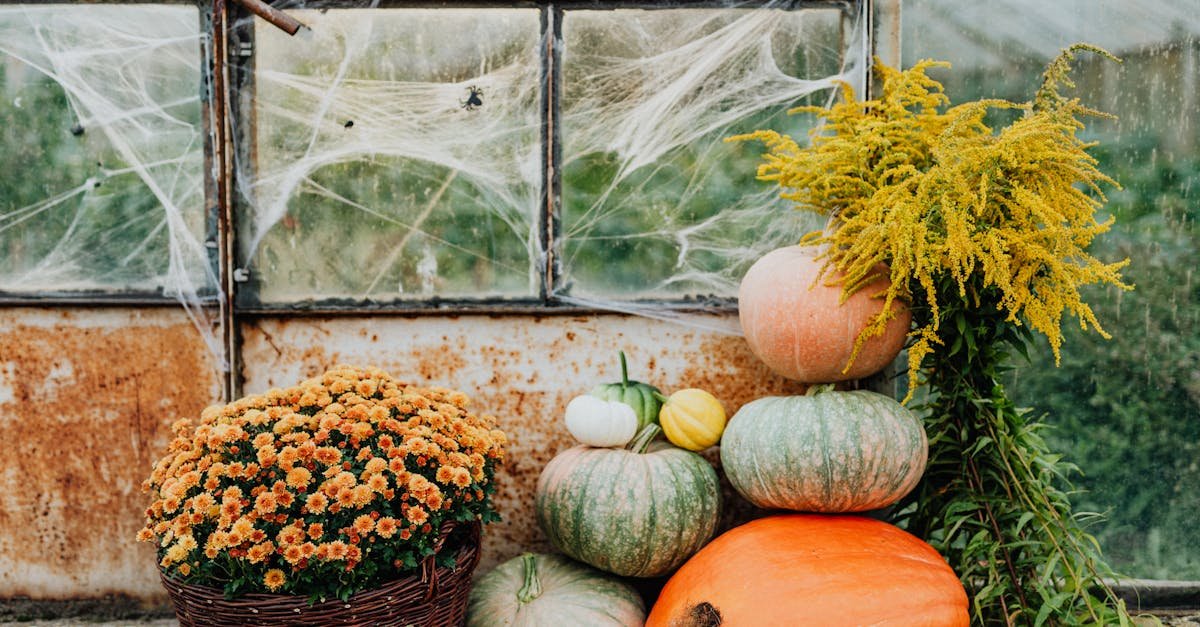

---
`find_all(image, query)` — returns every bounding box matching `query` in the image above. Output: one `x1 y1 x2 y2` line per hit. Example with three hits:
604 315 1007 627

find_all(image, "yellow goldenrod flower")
732 57 1131 399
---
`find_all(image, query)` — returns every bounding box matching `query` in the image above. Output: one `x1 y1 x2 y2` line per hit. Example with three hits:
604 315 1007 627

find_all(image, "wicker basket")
161 521 481 626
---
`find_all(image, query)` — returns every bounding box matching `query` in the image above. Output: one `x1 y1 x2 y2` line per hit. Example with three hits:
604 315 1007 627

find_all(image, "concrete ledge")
0 597 171 623
1111 580 1200 611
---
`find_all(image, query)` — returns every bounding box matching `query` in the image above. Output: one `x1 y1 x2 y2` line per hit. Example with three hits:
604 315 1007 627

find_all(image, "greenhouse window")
225 0 866 313
1 1 866 312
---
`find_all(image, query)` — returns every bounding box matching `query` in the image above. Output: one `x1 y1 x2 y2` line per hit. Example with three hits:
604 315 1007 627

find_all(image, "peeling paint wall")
239 314 806 572
0 308 221 601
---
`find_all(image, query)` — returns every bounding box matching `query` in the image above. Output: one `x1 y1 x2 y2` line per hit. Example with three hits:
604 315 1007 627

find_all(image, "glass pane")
559 6 857 301
0 6 209 295
242 8 542 303
902 0 1200 580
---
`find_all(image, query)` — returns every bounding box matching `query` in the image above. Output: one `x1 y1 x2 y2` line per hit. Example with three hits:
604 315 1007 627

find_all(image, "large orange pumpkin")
738 246 910 382
646 514 968 627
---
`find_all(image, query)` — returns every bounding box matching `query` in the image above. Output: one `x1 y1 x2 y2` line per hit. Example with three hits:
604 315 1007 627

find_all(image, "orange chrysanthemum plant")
138 365 506 601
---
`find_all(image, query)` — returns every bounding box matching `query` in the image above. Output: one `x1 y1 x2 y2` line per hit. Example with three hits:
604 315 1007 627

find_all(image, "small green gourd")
590 351 662 431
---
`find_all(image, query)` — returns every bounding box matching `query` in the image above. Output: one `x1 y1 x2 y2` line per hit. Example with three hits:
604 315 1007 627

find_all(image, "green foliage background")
1011 145 1200 580
931 52 1200 580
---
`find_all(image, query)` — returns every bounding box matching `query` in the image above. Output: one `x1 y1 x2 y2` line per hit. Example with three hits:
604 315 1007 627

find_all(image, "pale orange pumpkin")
646 514 969 627
738 245 911 383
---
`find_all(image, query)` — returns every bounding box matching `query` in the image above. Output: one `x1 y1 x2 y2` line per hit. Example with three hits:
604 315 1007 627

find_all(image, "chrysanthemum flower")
263 569 286 591
352 514 374 535
254 492 277 515
405 506 428 526
304 492 328 514
376 517 398 539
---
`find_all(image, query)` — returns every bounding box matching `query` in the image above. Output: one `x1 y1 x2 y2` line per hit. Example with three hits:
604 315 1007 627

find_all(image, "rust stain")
678 336 808 415
0 309 220 599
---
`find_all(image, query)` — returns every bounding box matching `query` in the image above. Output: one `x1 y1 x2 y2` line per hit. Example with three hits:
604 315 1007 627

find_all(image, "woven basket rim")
160 519 480 610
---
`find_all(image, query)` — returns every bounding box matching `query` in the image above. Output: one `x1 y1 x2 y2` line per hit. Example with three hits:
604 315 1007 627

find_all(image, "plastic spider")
460 85 483 111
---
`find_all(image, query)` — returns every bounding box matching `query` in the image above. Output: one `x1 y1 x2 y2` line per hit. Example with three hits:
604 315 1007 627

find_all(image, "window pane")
558 6 856 301
242 9 542 303
902 0 1200 579
0 6 209 295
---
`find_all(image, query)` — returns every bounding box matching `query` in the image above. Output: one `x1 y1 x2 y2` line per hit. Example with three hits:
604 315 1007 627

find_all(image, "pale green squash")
720 385 927 512
535 425 720 578
467 553 645 627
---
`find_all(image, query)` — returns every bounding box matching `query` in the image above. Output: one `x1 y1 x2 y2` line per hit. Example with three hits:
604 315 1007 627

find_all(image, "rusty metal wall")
0 309 801 601
0 308 221 601
239 313 806 572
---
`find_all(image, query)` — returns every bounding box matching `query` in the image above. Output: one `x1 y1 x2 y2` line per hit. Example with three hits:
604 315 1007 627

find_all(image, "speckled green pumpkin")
720 385 927 512
467 553 645 627
535 426 720 578
590 351 662 431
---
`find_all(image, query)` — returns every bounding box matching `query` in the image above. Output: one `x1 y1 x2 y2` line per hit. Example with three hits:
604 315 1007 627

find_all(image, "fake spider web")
554 5 865 332
0 5 221 362
0 2 866 370
241 2 865 329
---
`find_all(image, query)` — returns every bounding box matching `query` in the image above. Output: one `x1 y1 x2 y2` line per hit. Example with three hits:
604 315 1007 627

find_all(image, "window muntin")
902 0 1200 580
0 5 210 297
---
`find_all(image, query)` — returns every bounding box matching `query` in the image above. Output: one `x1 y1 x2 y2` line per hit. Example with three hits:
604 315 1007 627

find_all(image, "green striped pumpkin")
720 385 927 512
535 425 721 578
467 553 645 627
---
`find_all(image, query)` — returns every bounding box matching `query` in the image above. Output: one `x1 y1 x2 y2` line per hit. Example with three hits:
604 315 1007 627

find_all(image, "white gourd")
564 395 638 448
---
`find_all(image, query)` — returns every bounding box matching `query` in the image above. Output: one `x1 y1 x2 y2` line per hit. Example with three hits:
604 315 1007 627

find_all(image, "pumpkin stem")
805 383 837 397
652 391 670 404
619 351 630 388
516 553 543 604
626 423 662 454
